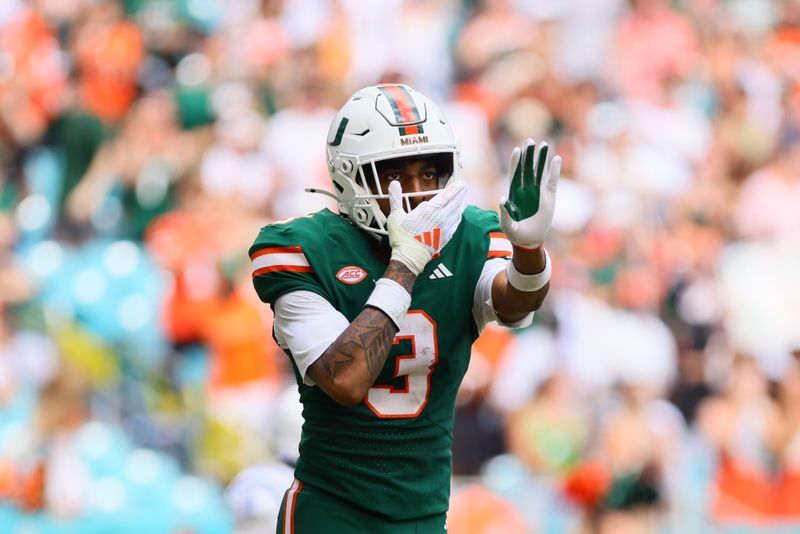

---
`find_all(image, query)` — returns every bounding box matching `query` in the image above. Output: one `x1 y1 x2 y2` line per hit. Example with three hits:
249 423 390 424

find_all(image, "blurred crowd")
2 0 800 532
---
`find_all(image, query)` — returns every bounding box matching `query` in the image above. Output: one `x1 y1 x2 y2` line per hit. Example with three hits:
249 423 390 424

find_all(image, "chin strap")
304 188 340 201
307 187 387 240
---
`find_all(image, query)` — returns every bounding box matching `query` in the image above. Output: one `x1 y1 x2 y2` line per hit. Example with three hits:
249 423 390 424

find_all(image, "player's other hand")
387 180 466 275
499 139 561 249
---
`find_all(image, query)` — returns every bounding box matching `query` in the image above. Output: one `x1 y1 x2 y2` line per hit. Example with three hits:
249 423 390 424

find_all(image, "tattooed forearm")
307 260 417 406
311 306 398 405
385 260 416 293
317 350 355 382
332 307 397 380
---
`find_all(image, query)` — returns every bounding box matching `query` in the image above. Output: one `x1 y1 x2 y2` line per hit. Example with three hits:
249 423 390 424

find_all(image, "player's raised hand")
412 180 467 252
386 180 467 275
387 180 432 275
499 139 561 249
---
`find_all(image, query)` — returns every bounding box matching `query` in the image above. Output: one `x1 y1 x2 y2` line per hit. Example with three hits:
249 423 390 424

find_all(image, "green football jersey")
249 207 510 521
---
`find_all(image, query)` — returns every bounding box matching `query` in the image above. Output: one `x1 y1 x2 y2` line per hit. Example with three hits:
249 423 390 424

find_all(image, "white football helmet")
313 84 461 238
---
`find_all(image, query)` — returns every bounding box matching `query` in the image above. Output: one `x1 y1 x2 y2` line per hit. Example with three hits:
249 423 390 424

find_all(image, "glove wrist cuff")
512 241 543 251
365 278 412 329
390 244 431 276
506 248 551 292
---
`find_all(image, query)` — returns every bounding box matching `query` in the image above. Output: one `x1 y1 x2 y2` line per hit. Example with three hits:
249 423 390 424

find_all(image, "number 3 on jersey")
365 310 438 418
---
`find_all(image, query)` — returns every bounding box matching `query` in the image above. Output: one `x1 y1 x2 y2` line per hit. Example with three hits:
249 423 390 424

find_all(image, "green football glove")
499 138 561 248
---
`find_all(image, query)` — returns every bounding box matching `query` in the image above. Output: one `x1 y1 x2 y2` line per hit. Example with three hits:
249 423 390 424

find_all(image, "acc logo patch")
336 265 367 285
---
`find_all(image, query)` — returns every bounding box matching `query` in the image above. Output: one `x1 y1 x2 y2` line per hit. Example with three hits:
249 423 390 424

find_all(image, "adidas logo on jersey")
428 263 453 280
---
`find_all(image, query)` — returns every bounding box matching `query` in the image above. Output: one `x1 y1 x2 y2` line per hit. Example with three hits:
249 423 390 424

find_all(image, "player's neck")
364 231 391 265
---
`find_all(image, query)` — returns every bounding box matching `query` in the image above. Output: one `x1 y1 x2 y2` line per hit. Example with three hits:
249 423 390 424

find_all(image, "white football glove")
498 138 561 248
387 180 467 275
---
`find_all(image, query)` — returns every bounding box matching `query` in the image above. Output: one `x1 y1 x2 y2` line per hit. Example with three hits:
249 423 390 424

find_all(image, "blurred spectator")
448 483 527 534
507 372 589 476
550 0 625 83
200 103 277 215
772 350 800 518
0 7 67 144
613 0 698 102
36 364 92 517
0 360 88 518
599 381 684 496
716 240 800 365
733 135 800 241
391 0 457 95
696 355 779 520
0 208 34 307
455 0 538 79
668 349 713 425
67 91 206 238
452 325 513 476
563 457 662 534
72 2 144 123
261 75 336 219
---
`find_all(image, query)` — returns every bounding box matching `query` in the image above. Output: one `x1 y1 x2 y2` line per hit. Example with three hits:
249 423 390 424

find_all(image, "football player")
249 84 560 533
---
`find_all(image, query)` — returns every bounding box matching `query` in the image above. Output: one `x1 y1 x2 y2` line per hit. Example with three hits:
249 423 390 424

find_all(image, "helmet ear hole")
339 159 353 174
354 208 369 224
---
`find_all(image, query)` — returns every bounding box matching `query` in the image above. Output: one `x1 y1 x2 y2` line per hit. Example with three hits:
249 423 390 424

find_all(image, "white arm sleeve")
273 290 351 386
472 258 535 333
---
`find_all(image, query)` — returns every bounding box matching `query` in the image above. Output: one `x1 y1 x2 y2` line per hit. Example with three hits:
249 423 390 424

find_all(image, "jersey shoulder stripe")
250 246 312 277
458 206 509 259
487 232 512 258
249 210 338 263
249 210 341 305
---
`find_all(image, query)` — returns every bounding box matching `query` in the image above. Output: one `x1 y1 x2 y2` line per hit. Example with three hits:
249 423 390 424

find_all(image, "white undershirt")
272 257 534 385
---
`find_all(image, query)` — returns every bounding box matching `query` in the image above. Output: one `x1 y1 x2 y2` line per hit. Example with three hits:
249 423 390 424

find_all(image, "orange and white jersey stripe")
282 479 303 534
487 232 512 258
250 246 312 277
